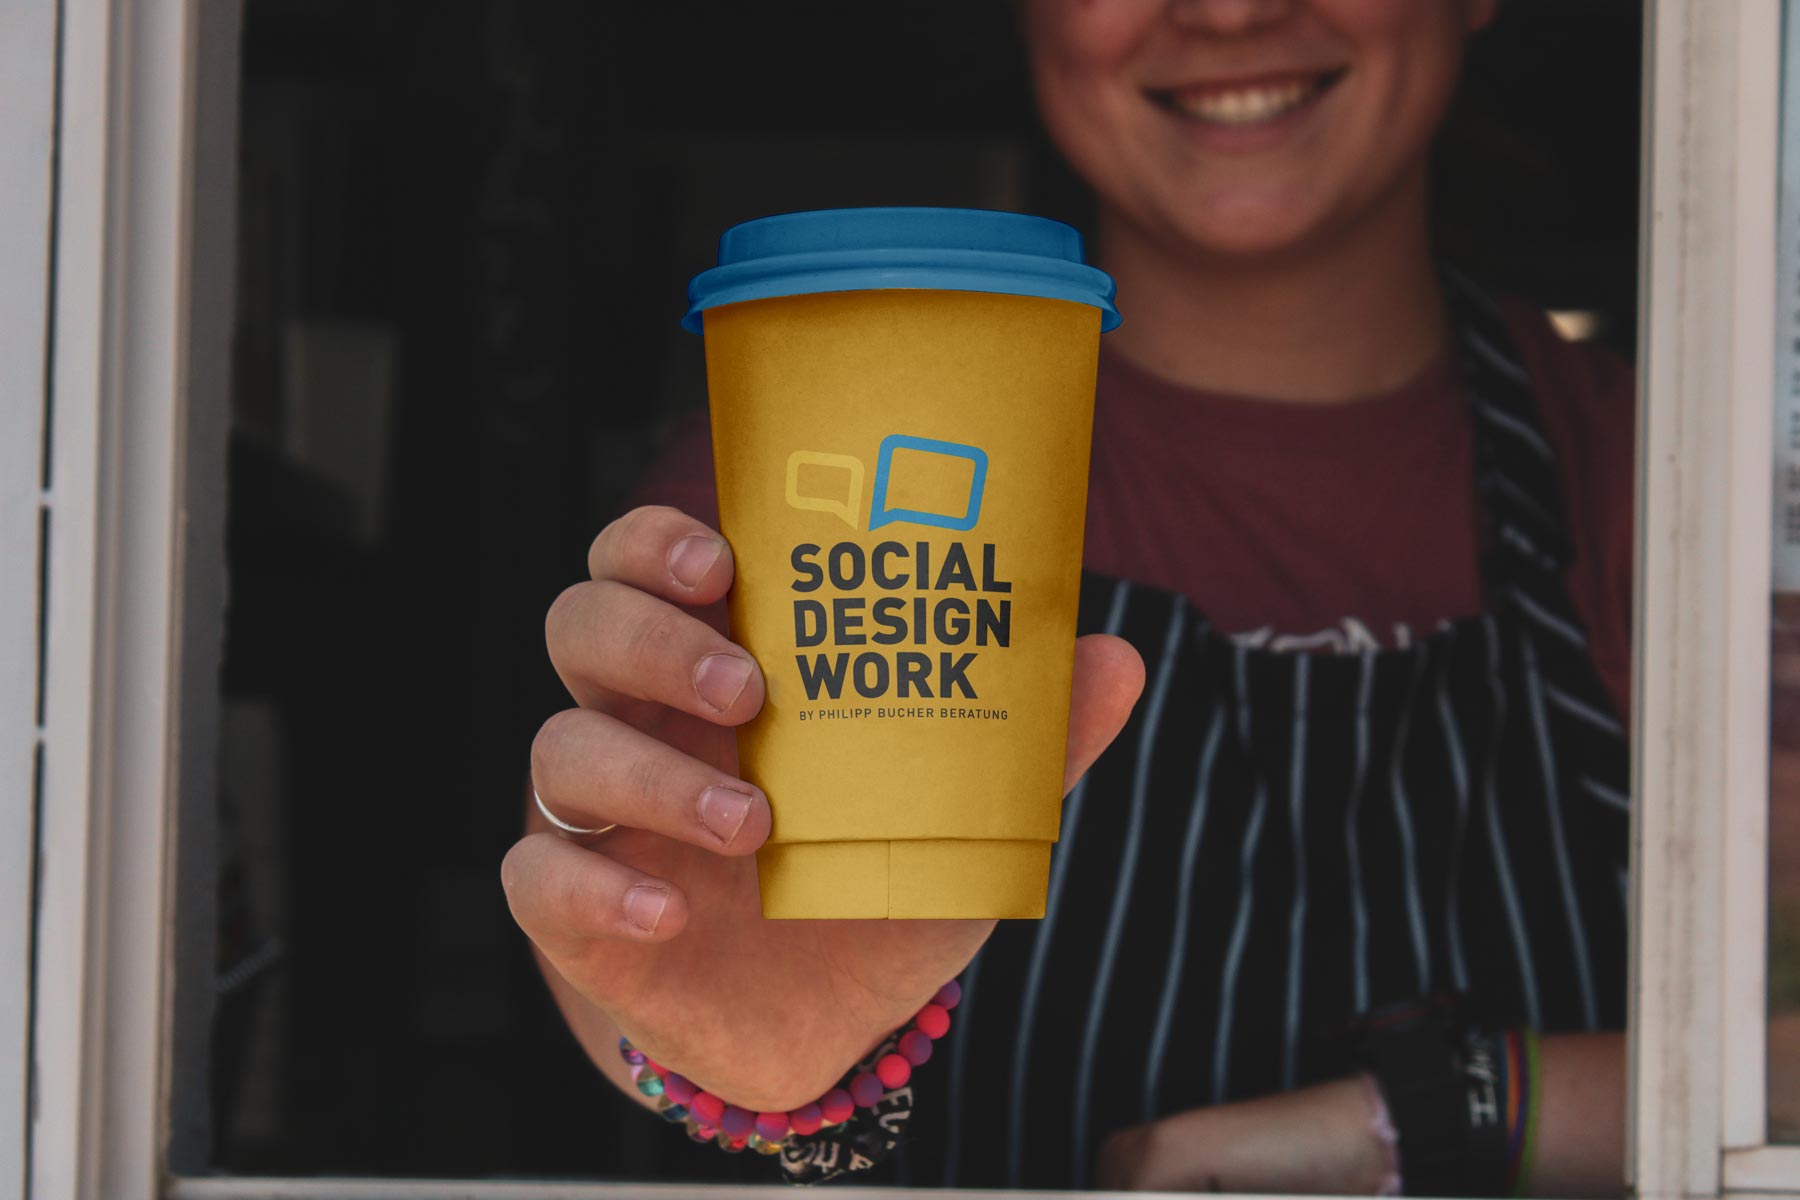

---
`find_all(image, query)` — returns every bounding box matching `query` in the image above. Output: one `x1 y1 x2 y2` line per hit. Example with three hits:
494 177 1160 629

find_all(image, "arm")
518 789 659 1115
1096 1033 1626 1196
1528 1032 1625 1198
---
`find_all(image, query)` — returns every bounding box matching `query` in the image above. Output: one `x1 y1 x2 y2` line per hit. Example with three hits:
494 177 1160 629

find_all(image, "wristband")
1457 1026 1511 1194
619 977 960 1181
1347 997 1518 1197
1354 999 1470 1196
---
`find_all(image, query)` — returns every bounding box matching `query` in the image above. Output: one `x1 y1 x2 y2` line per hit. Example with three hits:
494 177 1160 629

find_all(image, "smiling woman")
1024 0 1491 397
161 0 1644 1191
512 0 1641 1194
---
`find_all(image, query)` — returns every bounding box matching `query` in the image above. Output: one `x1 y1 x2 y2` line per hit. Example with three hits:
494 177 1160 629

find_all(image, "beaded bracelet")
619 978 961 1160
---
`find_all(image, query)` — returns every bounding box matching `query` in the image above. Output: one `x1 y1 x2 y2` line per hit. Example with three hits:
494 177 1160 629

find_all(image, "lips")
1150 68 1346 129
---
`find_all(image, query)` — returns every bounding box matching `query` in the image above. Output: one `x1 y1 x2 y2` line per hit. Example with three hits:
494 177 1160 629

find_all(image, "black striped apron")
885 275 1632 1191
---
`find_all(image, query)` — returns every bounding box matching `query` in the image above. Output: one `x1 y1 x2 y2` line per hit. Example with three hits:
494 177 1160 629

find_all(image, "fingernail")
668 535 724 590
624 884 669 933
694 654 753 711
698 785 753 846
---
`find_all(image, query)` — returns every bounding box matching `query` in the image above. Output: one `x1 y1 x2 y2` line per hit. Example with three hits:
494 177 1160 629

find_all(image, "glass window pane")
182 0 1647 1186
199 1 1044 1182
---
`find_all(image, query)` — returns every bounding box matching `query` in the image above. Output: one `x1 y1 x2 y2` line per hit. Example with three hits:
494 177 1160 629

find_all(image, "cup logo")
786 434 987 532
784 450 866 528
782 432 1011 709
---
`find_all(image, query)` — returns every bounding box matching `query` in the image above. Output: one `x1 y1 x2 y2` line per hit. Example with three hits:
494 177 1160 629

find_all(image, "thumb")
1063 633 1146 793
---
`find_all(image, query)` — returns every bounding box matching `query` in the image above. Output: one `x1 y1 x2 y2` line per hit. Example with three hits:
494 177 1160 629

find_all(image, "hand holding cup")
504 503 1144 1111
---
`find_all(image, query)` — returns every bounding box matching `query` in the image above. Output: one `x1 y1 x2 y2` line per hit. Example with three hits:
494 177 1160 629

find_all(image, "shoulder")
1495 297 1637 716
1495 298 1635 467
1491 298 1636 530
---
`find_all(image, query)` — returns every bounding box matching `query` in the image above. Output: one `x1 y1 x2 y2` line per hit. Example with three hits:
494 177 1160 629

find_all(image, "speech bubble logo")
785 450 865 528
868 434 988 532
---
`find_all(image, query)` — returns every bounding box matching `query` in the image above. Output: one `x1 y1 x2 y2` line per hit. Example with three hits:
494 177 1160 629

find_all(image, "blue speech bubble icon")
867 434 988 532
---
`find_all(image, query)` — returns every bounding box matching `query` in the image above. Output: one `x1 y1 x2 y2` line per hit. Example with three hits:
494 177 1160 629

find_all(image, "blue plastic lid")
682 207 1120 333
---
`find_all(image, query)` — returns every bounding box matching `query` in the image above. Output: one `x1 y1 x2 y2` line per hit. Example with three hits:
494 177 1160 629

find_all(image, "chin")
1160 202 1326 264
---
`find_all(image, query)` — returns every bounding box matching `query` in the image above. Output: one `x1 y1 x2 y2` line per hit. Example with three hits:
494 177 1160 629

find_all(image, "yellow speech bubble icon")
785 450 865 529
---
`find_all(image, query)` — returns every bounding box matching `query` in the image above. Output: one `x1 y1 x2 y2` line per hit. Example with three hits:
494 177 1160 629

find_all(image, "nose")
1165 0 1292 34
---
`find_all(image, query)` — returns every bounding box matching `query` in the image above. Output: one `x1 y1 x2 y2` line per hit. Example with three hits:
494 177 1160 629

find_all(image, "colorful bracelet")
1457 1025 1543 1198
618 978 961 1160
1502 1028 1541 1197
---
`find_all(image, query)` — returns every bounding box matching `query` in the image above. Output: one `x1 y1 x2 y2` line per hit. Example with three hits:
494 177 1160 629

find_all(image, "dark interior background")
196 0 1643 1183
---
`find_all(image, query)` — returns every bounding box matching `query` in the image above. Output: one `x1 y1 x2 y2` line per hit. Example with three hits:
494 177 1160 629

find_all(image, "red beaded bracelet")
620 978 962 1155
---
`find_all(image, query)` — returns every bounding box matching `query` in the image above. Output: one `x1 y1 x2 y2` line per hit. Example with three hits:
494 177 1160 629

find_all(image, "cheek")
1024 1 1157 175
1387 28 1469 143
1323 1 1470 156
1313 0 1474 92
1310 0 1473 37
1029 72 1128 201
1023 0 1158 99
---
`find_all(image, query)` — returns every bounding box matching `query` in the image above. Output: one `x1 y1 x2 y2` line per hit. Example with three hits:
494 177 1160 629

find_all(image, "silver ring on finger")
534 788 621 840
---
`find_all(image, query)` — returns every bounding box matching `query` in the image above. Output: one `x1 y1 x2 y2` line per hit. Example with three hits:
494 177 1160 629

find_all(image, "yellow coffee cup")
683 208 1119 919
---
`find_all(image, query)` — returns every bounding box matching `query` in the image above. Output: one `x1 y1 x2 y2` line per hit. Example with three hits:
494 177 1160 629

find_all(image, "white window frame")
1631 0 1800 1197
28 0 200 1192
22 0 1800 1197
1 1 61 1197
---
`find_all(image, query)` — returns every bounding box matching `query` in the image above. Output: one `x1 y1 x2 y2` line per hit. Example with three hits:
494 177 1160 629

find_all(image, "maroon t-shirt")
631 299 1635 719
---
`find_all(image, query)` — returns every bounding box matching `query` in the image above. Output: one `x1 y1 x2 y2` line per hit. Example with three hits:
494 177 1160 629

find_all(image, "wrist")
615 977 953 1114
1144 1077 1401 1195
652 1051 860 1115
610 1004 928 1114
1346 998 1540 1197
1355 1073 1404 1196
619 978 960 1176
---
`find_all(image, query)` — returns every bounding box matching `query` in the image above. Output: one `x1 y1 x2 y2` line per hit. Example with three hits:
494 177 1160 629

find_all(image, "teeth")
1174 80 1313 126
